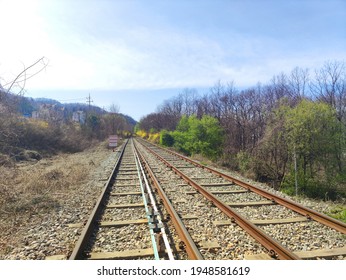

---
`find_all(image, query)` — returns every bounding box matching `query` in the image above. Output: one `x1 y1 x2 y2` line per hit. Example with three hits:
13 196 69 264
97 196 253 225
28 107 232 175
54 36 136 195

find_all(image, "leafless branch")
5 56 49 95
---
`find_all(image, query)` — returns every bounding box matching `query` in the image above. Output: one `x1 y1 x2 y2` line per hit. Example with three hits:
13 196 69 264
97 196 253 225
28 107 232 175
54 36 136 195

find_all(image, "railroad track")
69 139 176 260
133 138 346 260
69 137 346 260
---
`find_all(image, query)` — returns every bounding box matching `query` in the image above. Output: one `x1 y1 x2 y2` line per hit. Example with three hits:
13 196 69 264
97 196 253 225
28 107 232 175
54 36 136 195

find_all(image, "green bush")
160 130 174 146
328 207 346 223
170 115 224 160
236 151 251 173
281 171 340 200
172 130 190 155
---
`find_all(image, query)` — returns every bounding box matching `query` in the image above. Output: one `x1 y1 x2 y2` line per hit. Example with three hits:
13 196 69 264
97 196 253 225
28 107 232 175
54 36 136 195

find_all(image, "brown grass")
0 162 88 215
0 141 110 257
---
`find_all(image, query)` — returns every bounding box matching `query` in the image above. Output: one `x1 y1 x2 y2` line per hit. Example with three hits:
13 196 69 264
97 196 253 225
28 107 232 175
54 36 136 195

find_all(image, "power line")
58 98 85 102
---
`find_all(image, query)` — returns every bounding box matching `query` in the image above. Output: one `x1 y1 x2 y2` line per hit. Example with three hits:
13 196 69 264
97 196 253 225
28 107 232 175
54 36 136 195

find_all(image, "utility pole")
294 144 298 196
86 93 93 110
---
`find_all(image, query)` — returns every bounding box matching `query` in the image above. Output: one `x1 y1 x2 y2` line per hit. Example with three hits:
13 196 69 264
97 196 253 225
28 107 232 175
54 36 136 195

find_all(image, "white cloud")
32 26 232 90
1 0 345 93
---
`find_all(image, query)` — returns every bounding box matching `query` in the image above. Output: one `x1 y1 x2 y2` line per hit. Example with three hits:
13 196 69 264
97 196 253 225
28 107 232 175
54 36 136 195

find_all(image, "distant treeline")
136 60 346 200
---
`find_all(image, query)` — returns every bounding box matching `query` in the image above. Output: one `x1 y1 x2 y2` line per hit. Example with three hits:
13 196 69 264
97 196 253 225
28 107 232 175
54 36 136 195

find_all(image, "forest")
136 60 346 201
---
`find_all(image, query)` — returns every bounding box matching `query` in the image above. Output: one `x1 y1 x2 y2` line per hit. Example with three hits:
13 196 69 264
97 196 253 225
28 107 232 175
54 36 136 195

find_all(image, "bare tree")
139 113 166 132
3 57 49 96
208 80 225 120
311 60 346 122
106 103 122 135
109 103 120 114
156 99 180 130
0 57 49 155
289 67 310 101
178 88 199 116
0 57 49 114
195 93 210 118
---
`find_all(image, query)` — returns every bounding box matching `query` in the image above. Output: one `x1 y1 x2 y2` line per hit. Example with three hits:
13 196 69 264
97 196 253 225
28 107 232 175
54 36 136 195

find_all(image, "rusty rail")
153 142 346 235
69 140 128 260
135 139 301 260
133 140 204 260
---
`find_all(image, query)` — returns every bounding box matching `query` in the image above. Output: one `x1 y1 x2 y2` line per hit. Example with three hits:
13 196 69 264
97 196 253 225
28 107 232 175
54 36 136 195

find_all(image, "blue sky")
0 0 345 121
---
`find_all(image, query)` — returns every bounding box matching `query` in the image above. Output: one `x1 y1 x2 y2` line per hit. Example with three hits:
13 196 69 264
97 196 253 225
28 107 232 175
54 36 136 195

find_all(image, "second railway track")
69 137 346 260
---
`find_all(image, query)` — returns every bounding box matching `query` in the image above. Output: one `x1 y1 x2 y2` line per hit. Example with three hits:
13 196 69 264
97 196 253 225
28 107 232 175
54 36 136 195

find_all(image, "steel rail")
132 141 161 260
136 139 300 260
132 140 175 260
148 141 346 235
69 140 128 260
133 140 204 260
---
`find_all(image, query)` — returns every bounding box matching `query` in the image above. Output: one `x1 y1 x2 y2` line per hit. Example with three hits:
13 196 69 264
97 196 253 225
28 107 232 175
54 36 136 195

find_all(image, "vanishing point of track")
69 138 346 260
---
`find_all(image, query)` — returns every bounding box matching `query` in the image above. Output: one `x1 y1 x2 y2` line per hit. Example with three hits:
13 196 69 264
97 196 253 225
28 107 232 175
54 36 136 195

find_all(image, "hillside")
16 96 136 125
0 90 136 163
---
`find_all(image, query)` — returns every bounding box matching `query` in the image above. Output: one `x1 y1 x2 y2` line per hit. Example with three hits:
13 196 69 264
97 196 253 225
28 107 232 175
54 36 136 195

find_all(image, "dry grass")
0 162 88 215
0 141 111 256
